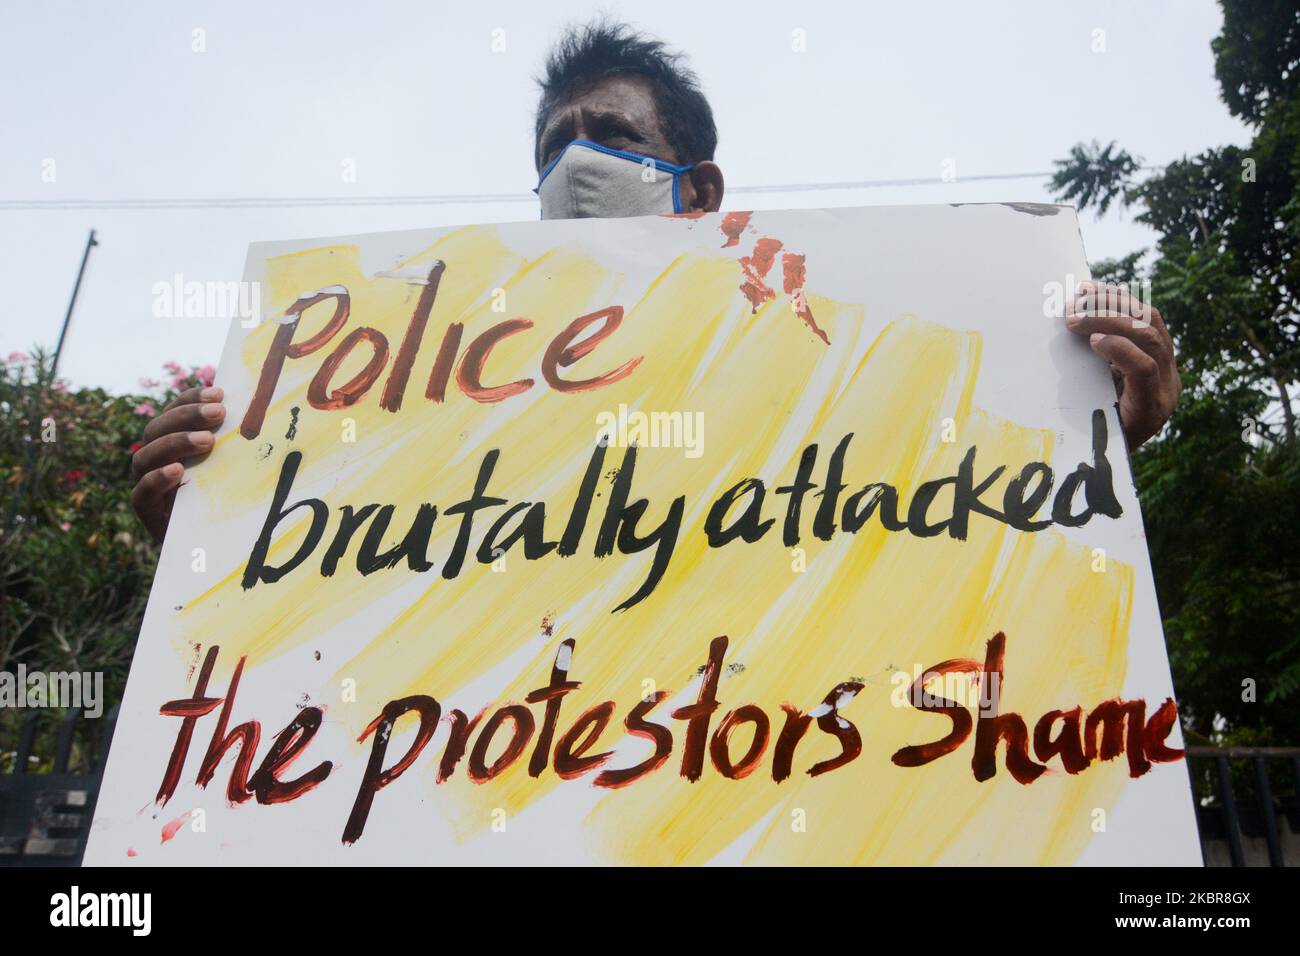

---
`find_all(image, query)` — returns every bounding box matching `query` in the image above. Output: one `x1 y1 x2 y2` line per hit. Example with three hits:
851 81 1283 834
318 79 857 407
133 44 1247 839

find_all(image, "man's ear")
686 162 724 213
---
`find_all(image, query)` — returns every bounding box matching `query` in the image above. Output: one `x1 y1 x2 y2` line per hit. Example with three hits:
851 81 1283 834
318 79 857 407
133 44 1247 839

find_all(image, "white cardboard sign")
86 204 1201 865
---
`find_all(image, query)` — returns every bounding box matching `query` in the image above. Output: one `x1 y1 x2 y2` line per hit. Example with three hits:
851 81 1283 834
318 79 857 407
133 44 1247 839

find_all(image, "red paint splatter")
739 237 784 311
719 211 752 247
185 641 202 682
160 810 192 844
781 253 830 345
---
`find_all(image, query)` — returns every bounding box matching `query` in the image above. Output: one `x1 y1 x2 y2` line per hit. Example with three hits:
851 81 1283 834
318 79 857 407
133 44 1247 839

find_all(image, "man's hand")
1065 281 1180 450
131 386 225 543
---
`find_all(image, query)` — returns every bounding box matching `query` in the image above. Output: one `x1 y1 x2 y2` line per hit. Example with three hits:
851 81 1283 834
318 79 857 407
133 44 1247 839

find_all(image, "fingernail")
164 463 183 478
1090 333 1105 346
200 387 223 401
200 403 224 420
189 430 214 446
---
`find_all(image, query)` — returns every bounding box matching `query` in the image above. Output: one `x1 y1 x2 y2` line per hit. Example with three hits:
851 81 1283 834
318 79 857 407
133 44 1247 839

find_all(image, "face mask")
536 140 695 220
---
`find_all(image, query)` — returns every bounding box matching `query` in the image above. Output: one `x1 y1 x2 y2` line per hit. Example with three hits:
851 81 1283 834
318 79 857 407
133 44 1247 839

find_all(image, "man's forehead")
562 73 658 115
538 75 665 149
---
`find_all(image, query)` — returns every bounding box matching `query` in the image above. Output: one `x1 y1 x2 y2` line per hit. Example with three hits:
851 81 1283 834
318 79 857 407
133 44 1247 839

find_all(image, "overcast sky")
0 0 1250 393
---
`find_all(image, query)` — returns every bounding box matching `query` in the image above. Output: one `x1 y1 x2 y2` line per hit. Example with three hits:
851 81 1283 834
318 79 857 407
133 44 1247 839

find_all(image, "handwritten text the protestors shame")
153 632 1182 845
241 409 1123 611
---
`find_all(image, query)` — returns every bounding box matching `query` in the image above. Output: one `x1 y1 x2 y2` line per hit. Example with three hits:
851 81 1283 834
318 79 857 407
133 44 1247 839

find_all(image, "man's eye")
604 125 636 143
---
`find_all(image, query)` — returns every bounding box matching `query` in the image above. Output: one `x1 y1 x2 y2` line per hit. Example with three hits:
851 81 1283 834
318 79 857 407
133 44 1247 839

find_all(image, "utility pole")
51 228 98 379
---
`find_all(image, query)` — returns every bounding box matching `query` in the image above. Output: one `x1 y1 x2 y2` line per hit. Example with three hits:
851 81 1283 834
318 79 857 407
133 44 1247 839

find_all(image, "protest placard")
85 204 1201 865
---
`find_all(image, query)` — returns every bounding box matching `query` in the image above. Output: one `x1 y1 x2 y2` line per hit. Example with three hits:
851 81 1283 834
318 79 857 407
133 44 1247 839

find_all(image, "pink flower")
139 377 160 388
60 521 71 532
163 361 183 374
7 351 29 363
134 401 157 417
52 382 66 391
170 374 189 390
195 365 216 387
62 469 87 483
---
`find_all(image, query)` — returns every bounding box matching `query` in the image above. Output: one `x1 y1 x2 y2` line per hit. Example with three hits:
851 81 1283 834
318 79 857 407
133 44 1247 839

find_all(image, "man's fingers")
1089 332 1160 384
130 462 185 542
1066 310 1171 363
131 430 215 481
133 385 223 540
141 398 226 444
1066 283 1171 364
1089 332 1165 444
1072 283 1181 450
144 386 223 441
161 384 222 414
1069 282 1168 334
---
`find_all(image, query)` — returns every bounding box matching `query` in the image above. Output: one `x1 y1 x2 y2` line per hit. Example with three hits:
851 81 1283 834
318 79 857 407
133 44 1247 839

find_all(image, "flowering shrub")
0 350 212 750
162 360 215 392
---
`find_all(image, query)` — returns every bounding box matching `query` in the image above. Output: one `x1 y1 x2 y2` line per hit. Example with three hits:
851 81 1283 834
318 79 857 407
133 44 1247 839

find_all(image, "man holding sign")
128 21 1180 538
92 22 1199 866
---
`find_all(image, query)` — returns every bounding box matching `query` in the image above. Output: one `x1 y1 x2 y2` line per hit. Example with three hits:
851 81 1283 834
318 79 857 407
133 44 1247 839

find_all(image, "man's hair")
534 20 718 167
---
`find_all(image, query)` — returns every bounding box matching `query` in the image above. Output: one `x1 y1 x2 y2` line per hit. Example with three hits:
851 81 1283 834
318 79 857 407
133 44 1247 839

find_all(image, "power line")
0 166 1165 212
732 169 1059 194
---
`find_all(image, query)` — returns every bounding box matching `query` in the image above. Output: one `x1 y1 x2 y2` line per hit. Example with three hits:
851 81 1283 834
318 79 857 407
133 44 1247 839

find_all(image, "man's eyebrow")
582 108 642 130
539 106 648 164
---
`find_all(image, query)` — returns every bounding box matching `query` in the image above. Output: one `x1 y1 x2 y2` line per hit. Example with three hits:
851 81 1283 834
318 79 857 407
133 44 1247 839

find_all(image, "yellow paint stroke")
174 223 1135 864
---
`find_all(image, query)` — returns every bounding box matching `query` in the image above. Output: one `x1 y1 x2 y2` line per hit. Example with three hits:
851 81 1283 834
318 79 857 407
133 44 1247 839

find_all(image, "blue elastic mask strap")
534 139 694 192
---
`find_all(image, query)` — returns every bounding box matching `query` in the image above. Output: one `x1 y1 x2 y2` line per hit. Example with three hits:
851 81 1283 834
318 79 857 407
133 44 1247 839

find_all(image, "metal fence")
1 713 1296 865
0 706 118 866
1185 746 1300 867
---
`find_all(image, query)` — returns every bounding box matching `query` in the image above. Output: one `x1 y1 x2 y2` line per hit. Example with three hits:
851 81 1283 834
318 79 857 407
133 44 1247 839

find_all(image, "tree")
1050 0 1300 743
0 351 211 769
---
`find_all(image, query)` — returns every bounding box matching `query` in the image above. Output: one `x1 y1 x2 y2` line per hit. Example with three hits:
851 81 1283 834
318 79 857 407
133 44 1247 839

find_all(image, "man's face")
535 73 723 214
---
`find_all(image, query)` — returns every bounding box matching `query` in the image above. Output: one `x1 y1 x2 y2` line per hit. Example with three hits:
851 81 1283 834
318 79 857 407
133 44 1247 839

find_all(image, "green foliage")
1088 250 1146 286
1052 0 1300 742
1049 140 1143 216
1136 391 1300 738
1212 0 1300 125
0 351 210 762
